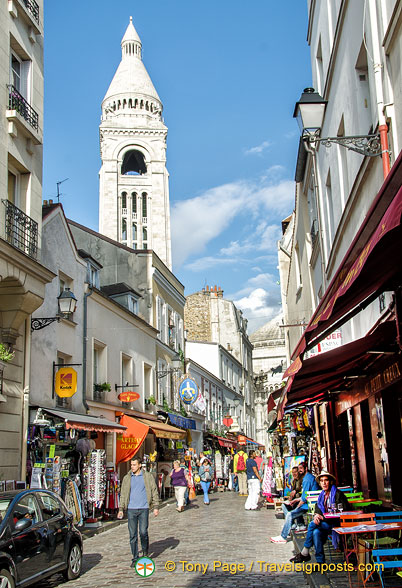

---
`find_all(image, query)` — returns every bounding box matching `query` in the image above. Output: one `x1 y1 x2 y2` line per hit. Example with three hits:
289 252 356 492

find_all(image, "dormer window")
87 260 100 289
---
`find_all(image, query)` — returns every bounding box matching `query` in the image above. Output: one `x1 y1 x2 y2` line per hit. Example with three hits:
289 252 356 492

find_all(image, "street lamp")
31 288 78 331
294 87 382 157
156 352 183 379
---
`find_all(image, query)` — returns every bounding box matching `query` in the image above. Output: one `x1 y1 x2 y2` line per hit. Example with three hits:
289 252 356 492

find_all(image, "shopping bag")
189 486 196 500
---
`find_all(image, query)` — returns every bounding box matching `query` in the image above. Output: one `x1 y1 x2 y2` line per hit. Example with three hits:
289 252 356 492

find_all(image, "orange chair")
340 513 376 527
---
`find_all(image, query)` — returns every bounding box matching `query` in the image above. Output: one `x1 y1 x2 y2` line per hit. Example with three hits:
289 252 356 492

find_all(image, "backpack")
237 453 246 472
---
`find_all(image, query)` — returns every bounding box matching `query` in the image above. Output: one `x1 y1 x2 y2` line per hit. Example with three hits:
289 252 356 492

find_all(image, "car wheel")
63 543 82 580
0 569 15 588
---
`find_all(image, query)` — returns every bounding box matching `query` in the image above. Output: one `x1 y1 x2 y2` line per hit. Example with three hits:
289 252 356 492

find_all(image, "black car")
0 489 83 587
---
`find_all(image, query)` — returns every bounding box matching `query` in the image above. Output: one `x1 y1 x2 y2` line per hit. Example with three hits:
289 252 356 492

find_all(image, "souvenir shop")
266 406 320 498
202 433 236 489
27 407 126 526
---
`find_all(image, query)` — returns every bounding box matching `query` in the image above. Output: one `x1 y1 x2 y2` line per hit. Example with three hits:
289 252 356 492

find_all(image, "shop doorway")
335 412 353 487
382 386 402 506
360 400 377 498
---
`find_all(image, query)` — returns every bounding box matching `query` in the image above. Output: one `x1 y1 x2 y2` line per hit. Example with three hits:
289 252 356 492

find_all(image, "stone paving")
34 491 310 588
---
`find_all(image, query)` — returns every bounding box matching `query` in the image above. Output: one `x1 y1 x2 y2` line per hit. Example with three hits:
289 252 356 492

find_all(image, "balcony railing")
22 0 39 23
2 200 38 259
8 85 39 131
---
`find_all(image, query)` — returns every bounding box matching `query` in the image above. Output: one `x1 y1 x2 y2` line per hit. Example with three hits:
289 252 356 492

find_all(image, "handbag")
188 487 196 500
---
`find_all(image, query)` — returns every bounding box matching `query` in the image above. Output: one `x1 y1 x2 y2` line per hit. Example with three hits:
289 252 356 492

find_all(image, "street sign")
118 391 140 402
55 367 77 397
178 377 199 405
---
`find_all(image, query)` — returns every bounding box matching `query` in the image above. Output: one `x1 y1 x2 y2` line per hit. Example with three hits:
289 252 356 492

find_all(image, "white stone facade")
99 17 172 269
282 0 402 359
0 0 54 481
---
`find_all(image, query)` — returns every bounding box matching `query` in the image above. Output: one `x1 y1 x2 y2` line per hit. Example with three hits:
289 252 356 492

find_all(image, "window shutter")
21 60 31 101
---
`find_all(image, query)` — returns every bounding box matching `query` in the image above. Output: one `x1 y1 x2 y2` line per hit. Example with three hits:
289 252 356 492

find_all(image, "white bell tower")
99 17 172 269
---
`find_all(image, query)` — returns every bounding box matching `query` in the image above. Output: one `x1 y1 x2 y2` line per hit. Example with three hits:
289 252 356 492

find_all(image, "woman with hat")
290 470 350 564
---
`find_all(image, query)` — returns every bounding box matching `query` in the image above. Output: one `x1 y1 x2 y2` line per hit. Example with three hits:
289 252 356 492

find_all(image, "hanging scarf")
262 456 273 499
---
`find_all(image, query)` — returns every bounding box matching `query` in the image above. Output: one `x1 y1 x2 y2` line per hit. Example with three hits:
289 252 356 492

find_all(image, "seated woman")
290 470 350 564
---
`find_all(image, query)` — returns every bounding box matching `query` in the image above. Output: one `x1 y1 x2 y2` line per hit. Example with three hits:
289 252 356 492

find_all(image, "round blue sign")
178 378 199 405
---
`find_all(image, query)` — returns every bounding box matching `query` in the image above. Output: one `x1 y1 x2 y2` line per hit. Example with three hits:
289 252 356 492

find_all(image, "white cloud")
171 175 294 267
185 256 239 272
244 140 271 156
233 287 282 333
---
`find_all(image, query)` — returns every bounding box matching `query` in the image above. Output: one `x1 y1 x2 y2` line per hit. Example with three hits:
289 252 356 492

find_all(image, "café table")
333 522 402 588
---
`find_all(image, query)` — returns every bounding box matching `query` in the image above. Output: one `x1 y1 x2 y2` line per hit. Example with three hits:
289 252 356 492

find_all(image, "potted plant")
93 382 111 400
0 343 14 369
148 395 157 405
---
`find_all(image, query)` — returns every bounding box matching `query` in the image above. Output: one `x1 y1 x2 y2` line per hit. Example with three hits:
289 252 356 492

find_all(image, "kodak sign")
55 367 77 398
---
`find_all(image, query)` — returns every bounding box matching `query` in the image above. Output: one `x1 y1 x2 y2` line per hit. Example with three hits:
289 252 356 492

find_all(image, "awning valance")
42 408 127 433
167 413 196 430
291 151 402 361
217 436 237 448
279 320 397 418
133 417 186 440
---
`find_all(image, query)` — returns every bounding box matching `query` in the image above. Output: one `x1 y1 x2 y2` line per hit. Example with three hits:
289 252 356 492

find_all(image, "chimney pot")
43 200 48 206
49 199 53 204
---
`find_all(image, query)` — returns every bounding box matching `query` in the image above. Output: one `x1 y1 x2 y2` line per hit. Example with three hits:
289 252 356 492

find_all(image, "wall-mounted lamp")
294 88 383 157
156 352 182 379
31 288 78 331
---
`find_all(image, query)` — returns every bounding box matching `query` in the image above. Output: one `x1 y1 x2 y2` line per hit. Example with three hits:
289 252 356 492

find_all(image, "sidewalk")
292 530 351 588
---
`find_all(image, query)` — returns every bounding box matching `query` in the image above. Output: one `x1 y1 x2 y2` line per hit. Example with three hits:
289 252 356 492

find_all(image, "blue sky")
43 1 312 333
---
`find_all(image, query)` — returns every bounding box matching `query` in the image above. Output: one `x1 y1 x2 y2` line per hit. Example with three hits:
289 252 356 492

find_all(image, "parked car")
0 489 83 587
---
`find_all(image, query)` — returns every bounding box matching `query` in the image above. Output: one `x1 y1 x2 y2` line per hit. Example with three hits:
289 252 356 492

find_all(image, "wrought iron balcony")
22 0 39 23
8 85 39 131
2 200 38 259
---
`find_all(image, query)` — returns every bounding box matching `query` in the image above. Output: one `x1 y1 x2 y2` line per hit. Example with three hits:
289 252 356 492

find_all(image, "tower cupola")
121 16 142 60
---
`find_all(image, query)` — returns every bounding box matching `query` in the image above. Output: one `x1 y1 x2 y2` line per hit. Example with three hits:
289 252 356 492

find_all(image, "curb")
291 531 331 588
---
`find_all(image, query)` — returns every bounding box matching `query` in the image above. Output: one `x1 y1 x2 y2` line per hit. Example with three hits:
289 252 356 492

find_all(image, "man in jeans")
270 461 319 543
118 457 160 566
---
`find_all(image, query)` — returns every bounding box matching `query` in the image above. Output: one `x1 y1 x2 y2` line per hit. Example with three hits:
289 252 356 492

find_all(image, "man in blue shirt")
270 461 319 543
118 457 160 566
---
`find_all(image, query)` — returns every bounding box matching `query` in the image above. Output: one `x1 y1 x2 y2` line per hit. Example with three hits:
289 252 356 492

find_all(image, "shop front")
27 407 126 525
334 355 402 506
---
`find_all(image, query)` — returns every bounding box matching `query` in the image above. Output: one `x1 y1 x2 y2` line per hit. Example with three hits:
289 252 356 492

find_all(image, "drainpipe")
367 0 391 179
82 284 93 413
20 318 31 481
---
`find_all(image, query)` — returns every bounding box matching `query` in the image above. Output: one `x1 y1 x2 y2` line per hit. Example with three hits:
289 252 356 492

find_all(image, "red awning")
291 151 402 361
217 436 237 448
116 415 149 464
279 320 397 416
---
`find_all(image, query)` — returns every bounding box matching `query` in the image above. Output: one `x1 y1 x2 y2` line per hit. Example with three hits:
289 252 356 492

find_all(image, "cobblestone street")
35 492 309 588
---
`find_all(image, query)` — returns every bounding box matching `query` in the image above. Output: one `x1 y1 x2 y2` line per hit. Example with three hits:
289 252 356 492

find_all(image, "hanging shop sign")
238 435 247 445
116 415 149 464
55 367 77 398
178 377 199 405
223 416 233 427
168 412 196 430
118 391 140 402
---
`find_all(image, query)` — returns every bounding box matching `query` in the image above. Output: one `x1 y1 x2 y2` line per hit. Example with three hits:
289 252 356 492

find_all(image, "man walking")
234 446 248 496
270 461 319 543
118 457 160 567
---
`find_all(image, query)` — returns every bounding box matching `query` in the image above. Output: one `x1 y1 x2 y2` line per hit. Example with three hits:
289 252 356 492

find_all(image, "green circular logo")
135 557 155 577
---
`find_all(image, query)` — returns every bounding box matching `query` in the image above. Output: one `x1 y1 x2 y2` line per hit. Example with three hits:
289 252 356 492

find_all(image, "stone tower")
99 17 172 269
